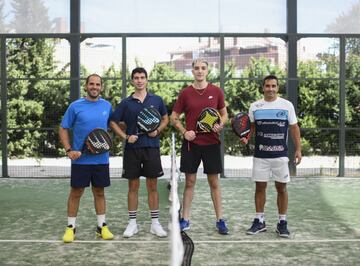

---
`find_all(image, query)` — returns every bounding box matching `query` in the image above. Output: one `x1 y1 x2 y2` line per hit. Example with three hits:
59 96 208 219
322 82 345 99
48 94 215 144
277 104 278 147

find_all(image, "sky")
2 0 359 72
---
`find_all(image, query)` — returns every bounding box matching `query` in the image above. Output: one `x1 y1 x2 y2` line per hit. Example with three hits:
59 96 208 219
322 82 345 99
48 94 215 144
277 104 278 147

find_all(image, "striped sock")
150 210 159 223
129 210 137 223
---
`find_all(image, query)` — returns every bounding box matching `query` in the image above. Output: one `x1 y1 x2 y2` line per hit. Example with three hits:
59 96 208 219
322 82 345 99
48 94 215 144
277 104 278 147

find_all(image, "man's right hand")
184 130 196 141
68 151 82 160
127 135 138 144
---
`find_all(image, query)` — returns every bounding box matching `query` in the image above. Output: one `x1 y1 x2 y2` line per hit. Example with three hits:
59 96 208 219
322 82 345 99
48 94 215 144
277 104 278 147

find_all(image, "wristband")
66 148 72 153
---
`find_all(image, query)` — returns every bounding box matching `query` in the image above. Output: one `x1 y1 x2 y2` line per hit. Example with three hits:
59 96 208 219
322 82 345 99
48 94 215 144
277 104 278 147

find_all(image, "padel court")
1 177 359 265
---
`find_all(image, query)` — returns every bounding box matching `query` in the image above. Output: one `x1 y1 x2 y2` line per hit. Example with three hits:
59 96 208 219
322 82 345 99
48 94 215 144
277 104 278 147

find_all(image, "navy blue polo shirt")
111 92 167 149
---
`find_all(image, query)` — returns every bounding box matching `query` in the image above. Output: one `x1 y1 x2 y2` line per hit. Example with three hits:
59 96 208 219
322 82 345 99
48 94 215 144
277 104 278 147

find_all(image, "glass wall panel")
127 37 220 77
345 38 360 79
81 0 286 33
298 0 360 33
298 38 339 78
80 38 122 78
6 38 70 78
1 0 69 33
345 130 360 176
224 37 287 78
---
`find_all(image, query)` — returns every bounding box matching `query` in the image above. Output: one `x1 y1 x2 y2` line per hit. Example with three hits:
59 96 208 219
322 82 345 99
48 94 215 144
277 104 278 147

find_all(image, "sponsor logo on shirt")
276 111 287 118
102 111 108 116
208 96 213 99
259 144 285 152
257 121 286 127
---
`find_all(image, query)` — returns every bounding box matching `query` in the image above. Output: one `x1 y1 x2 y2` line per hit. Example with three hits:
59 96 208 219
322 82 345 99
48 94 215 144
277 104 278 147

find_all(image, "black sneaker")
246 218 267 235
276 220 290 238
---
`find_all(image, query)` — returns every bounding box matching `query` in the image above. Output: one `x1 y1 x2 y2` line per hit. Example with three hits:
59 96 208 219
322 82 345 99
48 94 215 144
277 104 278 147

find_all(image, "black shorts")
71 164 110 188
180 141 223 174
122 148 164 179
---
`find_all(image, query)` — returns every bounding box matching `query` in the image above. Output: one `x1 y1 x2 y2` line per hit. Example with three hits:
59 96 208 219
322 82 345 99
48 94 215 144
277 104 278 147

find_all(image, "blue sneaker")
216 219 229 235
180 218 190 231
246 218 267 235
276 220 290 238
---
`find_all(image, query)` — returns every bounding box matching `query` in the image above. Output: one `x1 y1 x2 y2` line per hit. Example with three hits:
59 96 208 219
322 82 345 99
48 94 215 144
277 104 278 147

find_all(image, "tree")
0 0 6 32
326 1 360 55
7 38 69 157
10 0 53 33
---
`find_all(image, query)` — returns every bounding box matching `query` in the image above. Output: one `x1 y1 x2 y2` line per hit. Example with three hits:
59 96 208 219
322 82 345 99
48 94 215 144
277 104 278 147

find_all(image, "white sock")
97 214 106 227
68 217 76 228
279 214 287 221
129 219 137 225
255 213 265 223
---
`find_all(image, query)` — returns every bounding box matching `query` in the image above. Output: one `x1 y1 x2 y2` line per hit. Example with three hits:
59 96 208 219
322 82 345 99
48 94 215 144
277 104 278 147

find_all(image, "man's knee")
70 187 85 198
92 187 105 197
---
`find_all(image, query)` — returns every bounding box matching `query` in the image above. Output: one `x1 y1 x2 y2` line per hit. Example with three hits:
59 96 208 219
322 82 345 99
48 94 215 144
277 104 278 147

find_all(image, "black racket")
231 112 251 138
137 106 161 135
196 107 221 133
85 128 112 154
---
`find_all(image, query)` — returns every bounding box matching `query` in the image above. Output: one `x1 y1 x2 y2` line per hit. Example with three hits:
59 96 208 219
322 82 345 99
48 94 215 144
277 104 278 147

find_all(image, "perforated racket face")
137 106 161 133
196 107 220 133
86 128 112 154
231 112 251 138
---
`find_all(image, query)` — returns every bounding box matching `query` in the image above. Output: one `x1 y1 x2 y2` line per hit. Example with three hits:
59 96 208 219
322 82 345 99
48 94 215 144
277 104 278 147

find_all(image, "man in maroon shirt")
170 58 229 235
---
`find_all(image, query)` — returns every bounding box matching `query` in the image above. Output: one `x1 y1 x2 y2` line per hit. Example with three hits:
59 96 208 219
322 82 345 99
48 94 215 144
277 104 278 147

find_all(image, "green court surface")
0 177 360 265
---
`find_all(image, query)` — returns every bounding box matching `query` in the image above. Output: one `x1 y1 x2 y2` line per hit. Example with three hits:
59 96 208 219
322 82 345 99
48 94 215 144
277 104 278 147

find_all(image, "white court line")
1 239 360 244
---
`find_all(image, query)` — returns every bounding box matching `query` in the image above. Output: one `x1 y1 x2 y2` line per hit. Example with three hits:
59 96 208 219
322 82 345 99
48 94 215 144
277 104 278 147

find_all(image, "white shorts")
252 157 290 183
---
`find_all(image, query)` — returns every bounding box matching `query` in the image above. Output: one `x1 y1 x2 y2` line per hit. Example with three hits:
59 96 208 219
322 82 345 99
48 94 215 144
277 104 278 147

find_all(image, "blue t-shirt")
61 97 112 164
111 93 167 149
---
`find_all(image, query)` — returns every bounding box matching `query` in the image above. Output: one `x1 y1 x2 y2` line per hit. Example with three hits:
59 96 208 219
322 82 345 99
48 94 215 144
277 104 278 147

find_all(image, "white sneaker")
123 222 139 238
150 222 167 237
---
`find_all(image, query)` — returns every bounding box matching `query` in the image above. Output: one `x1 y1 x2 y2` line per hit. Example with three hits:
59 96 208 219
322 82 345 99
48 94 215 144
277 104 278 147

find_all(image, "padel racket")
85 128 112 154
231 112 251 138
196 107 221 133
137 106 161 135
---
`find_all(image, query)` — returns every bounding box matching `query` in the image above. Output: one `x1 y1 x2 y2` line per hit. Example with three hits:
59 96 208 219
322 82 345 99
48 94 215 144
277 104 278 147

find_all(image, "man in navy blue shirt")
59 74 114 243
241 75 301 238
110 67 169 238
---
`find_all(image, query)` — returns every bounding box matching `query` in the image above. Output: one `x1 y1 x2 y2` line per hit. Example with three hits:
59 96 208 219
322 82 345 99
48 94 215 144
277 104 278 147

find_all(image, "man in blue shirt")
110 67 169 238
59 74 114 243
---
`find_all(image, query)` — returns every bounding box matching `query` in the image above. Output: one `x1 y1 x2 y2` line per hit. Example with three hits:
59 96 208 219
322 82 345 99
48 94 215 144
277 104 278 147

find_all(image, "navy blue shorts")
180 141 223 174
122 148 164 179
71 164 110 188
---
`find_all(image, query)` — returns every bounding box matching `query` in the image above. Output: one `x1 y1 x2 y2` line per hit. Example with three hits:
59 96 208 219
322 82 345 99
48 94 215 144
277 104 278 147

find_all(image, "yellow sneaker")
96 223 114 240
63 226 75 243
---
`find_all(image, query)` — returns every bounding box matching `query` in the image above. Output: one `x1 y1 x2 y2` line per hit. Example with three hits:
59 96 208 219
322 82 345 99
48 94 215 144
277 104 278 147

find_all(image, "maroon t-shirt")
173 83 225 145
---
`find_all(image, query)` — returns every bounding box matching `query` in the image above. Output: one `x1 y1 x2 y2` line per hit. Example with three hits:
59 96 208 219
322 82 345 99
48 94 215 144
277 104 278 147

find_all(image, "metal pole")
70 0 80 101
287 0 298 176
338 36 346 176
219 35 225 178
1 37 8 177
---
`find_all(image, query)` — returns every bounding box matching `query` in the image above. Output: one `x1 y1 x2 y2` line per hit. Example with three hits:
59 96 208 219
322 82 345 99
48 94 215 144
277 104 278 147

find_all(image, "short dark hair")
262 75 278 86
86 74 102 85
131 67 148 79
